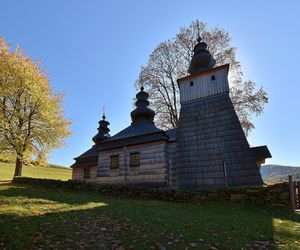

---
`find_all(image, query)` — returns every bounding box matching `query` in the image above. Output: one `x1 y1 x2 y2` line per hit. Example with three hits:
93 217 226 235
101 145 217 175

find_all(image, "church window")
190 81 194 86
110 155 119 169
83 168 90 179
130 152 140 167
211 75 216 81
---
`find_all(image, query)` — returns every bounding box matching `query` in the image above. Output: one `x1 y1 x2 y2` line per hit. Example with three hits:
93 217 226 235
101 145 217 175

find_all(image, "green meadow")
0 182 300 249
0 161 71 181
1 161 299 249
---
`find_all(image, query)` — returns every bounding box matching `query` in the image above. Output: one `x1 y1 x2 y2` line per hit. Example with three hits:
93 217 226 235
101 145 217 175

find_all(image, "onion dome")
130 87 155 123
92 114 111 144
188 36 216 75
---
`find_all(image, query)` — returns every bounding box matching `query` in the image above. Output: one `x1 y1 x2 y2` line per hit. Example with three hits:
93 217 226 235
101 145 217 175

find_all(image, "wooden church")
71 37 271 190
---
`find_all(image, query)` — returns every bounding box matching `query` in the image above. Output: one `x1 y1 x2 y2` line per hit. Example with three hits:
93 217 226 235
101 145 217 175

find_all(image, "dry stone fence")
13 177 293 210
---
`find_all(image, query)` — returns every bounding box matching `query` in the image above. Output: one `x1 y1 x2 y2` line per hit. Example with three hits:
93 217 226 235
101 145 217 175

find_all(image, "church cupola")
92 113 111 144
188 36 216 75
178 36 229 104
130 87 155 123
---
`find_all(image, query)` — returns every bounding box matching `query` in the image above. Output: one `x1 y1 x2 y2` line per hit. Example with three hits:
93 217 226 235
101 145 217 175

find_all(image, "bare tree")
136 21 268 136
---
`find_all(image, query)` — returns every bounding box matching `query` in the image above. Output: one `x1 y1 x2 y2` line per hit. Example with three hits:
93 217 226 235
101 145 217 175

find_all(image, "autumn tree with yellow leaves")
0 38 71 176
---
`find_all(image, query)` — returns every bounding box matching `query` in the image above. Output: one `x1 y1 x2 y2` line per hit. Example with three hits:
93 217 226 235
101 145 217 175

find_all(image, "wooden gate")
289 176 300 210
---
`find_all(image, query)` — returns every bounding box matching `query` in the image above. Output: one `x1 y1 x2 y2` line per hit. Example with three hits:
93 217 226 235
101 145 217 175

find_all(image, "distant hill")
261 164 300 183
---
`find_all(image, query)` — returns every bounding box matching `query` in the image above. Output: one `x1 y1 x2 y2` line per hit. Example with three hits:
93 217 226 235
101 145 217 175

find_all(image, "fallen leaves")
29 213 127 250
31 209 41 215
244 238 286 250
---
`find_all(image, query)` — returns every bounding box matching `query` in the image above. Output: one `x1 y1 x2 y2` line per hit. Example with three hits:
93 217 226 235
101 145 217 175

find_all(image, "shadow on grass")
0 185 103 205
0 180 12 186
0 185 114 249
1 184 300 249
0 205 113 249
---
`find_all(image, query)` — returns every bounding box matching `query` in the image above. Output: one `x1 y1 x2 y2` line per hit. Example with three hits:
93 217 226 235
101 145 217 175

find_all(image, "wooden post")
289 175 296 211
123 146 128 185
222 158 228 189
294 181 298 209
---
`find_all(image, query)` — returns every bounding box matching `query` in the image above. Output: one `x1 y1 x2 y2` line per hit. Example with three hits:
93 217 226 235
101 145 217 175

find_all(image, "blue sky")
1 0 300 167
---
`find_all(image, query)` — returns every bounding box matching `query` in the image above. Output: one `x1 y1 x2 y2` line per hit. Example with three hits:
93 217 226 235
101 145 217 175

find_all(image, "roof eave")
99 130 168 151
177 64 230 85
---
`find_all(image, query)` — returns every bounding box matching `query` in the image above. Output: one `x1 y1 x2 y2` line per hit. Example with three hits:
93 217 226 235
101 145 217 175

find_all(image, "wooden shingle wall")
167 141 177 188
175 93 263 190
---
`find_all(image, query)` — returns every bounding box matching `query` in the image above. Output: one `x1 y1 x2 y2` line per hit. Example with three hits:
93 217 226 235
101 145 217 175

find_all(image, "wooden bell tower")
174 36 265 189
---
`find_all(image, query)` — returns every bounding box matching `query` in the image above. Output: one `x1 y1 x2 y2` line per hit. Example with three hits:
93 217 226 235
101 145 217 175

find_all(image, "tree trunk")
14 157 23 177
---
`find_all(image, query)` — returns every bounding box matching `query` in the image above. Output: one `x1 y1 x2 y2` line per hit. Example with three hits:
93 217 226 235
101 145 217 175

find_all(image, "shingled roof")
74 146 98 159
71 146 98 168
251 145 272 159
71 87 178 167
165 128 177 142
109 121 162 141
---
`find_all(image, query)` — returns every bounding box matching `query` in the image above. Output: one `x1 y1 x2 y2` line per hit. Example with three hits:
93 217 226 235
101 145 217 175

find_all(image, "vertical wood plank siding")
95 141 169 186
72 166 97 182
179 67 229 103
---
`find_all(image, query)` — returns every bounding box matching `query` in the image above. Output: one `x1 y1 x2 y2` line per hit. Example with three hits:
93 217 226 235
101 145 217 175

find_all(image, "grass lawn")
0 161 71 181
0 183 300 249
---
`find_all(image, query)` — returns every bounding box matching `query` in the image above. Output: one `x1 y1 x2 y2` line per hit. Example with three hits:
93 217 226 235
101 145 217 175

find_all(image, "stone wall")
12 177 291 209
96 141 169 187
228 183 290 208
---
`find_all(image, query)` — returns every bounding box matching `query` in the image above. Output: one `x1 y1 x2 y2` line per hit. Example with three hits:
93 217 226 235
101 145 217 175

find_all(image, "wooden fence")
289 175 300 210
